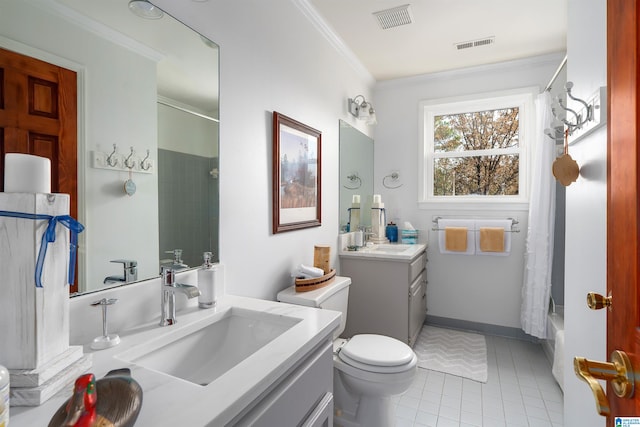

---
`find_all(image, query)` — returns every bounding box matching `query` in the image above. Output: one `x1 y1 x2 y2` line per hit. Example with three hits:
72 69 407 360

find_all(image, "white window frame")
418 87 536 211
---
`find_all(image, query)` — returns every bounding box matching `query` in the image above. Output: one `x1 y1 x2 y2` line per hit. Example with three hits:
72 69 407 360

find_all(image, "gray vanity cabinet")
340 250 427 346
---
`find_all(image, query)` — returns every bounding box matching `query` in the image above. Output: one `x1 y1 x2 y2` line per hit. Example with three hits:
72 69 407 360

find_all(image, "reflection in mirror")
339 120 373 232
0 0 219 295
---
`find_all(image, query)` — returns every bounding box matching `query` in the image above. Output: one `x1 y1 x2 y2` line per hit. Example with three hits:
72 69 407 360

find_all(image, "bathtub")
544 306 564 392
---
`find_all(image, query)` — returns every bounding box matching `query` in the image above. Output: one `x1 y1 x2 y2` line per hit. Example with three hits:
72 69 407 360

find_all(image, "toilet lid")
339 334 415 373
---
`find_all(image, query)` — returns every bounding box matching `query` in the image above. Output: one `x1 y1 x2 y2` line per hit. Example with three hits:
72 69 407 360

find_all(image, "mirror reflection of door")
0 47 79 292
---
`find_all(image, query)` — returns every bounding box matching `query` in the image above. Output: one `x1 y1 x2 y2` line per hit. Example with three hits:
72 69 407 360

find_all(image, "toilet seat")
338 334 416 374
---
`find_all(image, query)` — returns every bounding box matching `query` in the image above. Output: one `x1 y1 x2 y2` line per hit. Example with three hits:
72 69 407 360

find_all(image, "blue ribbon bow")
0 210 85 287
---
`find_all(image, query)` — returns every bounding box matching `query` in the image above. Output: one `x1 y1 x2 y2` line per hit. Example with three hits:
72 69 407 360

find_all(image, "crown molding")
292 0 375 85
24 0 164 62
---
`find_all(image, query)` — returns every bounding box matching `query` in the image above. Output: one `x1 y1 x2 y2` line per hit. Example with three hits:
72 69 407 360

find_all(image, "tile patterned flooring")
394 334 564 427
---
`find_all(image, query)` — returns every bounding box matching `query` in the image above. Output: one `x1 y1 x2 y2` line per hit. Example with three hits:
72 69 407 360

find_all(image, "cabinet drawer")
233 341 333 426
409 251 427 282
409 272 426 346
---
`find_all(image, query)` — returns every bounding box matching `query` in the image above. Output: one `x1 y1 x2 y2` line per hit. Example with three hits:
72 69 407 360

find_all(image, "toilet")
277 276 417 427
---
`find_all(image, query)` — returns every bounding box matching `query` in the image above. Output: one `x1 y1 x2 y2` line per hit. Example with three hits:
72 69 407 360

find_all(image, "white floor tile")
396 330 564 427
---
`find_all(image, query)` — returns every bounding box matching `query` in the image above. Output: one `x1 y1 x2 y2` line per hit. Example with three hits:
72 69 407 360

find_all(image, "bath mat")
413 326 488 383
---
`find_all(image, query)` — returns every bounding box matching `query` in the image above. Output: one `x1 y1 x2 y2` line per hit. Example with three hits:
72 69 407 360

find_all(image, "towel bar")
431 216 520 233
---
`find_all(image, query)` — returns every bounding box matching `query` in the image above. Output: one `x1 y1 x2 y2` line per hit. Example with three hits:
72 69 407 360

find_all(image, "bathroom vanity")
339 243 428 346
11 281 340 427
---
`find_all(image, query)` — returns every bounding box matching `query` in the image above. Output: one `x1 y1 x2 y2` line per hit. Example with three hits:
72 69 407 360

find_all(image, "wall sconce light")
348 95 377 125
128 0 164 19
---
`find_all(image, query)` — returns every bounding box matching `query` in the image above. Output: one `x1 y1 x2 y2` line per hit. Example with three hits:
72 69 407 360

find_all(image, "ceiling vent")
455 36 495 50
373 4 413 30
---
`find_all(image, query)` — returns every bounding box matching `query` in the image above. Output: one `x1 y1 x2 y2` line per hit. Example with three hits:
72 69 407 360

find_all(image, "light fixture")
348 95 377 125
128 0 164 20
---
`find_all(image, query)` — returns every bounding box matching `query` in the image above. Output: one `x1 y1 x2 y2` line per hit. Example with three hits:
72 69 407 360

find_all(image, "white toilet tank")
277 276 351 339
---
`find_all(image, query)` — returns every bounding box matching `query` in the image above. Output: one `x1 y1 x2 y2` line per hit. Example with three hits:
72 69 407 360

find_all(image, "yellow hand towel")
479 227 505 252
445 227 468 252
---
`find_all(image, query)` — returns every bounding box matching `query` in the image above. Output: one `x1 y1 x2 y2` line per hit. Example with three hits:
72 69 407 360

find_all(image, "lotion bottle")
198 252 216 309
349 194 360 232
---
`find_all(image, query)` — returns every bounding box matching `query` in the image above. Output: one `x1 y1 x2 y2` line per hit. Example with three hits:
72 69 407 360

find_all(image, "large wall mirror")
339 120 373 232
1 0 219 295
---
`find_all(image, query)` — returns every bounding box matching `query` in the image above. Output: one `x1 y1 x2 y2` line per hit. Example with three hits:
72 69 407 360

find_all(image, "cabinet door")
301 392 333 427
409 271 426 346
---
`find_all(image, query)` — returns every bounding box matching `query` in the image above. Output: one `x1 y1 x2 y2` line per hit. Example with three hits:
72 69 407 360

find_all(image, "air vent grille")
455 37 495 50
373 4 413 30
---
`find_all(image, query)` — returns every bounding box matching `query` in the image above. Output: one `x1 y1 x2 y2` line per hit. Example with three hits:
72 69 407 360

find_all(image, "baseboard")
425 315 539 343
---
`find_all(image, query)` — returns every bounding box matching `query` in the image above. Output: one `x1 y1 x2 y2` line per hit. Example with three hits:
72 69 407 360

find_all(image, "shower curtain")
521 91 556 339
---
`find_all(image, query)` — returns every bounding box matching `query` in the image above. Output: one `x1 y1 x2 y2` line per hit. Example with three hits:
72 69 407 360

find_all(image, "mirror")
339 120 373 232
1 0 219 294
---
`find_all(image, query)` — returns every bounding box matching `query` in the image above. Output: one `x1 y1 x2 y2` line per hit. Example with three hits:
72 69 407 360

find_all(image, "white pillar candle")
4 153 51 193
352 194 360 204
373 194 382 204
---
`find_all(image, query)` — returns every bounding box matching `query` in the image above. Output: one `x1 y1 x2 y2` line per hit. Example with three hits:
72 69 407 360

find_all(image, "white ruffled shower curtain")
521 91 556 338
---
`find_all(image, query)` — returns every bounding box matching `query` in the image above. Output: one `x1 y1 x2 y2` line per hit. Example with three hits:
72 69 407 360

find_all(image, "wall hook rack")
92 145 154 174
383 172 402 189
343 173 362 190
551 81 594 135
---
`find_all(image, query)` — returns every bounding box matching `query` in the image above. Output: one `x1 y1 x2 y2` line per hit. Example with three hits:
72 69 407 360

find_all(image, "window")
419 89 535 208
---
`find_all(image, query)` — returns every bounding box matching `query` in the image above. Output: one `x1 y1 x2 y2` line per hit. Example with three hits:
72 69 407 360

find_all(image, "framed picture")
272 111 322 233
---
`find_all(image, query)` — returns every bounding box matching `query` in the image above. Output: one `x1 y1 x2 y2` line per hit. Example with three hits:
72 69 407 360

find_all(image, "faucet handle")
160 266 175 285
111 259 137 267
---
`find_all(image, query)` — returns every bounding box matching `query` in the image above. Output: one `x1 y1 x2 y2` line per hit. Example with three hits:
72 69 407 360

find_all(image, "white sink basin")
116 307 301 386
339 243 427 260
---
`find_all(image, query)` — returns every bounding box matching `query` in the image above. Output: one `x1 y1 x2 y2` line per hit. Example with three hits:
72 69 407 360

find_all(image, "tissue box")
400 229 419 244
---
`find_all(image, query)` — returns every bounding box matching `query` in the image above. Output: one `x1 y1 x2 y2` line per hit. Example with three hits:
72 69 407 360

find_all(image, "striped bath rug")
413 325 488 383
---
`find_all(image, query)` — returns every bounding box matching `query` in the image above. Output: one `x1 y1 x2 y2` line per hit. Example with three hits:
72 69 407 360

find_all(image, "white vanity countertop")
339 242 427 261
11 295 341 426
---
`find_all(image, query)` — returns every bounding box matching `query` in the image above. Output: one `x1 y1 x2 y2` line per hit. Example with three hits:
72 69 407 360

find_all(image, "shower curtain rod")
544 55 568 92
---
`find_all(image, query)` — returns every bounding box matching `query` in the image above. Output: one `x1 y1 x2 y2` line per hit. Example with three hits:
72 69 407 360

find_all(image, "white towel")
438 219 475 255
474 219 512 256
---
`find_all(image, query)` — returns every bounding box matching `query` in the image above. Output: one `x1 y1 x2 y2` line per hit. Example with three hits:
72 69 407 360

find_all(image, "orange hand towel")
479 227 505 252
445 227 468 252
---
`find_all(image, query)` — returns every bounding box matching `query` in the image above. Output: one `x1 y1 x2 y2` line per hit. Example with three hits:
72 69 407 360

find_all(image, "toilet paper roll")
4 153 51 193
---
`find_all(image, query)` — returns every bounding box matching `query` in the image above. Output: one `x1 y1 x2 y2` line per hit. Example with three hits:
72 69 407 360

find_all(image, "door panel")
607 0 640 420
0 47 78 292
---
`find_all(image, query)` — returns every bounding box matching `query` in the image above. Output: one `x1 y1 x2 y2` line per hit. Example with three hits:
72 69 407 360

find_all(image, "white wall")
152 0 374 299
563 0 607 425
0 0 159 292
158 103 218 157
372 54 563 329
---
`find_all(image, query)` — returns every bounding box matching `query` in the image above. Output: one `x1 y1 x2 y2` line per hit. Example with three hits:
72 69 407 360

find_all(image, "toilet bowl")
277 276 418 427
332 334 417 427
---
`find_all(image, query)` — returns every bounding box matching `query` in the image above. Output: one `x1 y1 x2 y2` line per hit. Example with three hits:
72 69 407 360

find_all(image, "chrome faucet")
103 259 138 284
160 266 200 326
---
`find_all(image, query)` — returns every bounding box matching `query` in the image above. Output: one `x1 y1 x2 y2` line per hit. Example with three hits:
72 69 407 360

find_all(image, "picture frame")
272 111 322 233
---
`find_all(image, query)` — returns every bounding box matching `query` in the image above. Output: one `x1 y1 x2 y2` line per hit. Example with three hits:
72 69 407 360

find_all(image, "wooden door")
0 47 78 292
607 0 640 420
0 47 77 218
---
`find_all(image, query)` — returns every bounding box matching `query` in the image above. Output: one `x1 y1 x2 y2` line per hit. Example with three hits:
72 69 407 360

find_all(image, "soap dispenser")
198 252 216 309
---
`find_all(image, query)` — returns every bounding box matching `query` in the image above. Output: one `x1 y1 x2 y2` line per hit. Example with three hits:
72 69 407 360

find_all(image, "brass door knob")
573 350 634 416
587 292 612 310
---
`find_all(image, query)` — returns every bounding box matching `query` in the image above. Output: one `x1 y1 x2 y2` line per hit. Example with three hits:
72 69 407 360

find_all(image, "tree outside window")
433 108 520 196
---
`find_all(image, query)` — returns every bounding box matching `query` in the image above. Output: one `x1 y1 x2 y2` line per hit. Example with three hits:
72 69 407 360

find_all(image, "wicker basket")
294 269 336 292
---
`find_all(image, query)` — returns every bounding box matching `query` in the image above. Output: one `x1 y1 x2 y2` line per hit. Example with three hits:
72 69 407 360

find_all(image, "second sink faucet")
160 266 200 326
103 259 138 284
